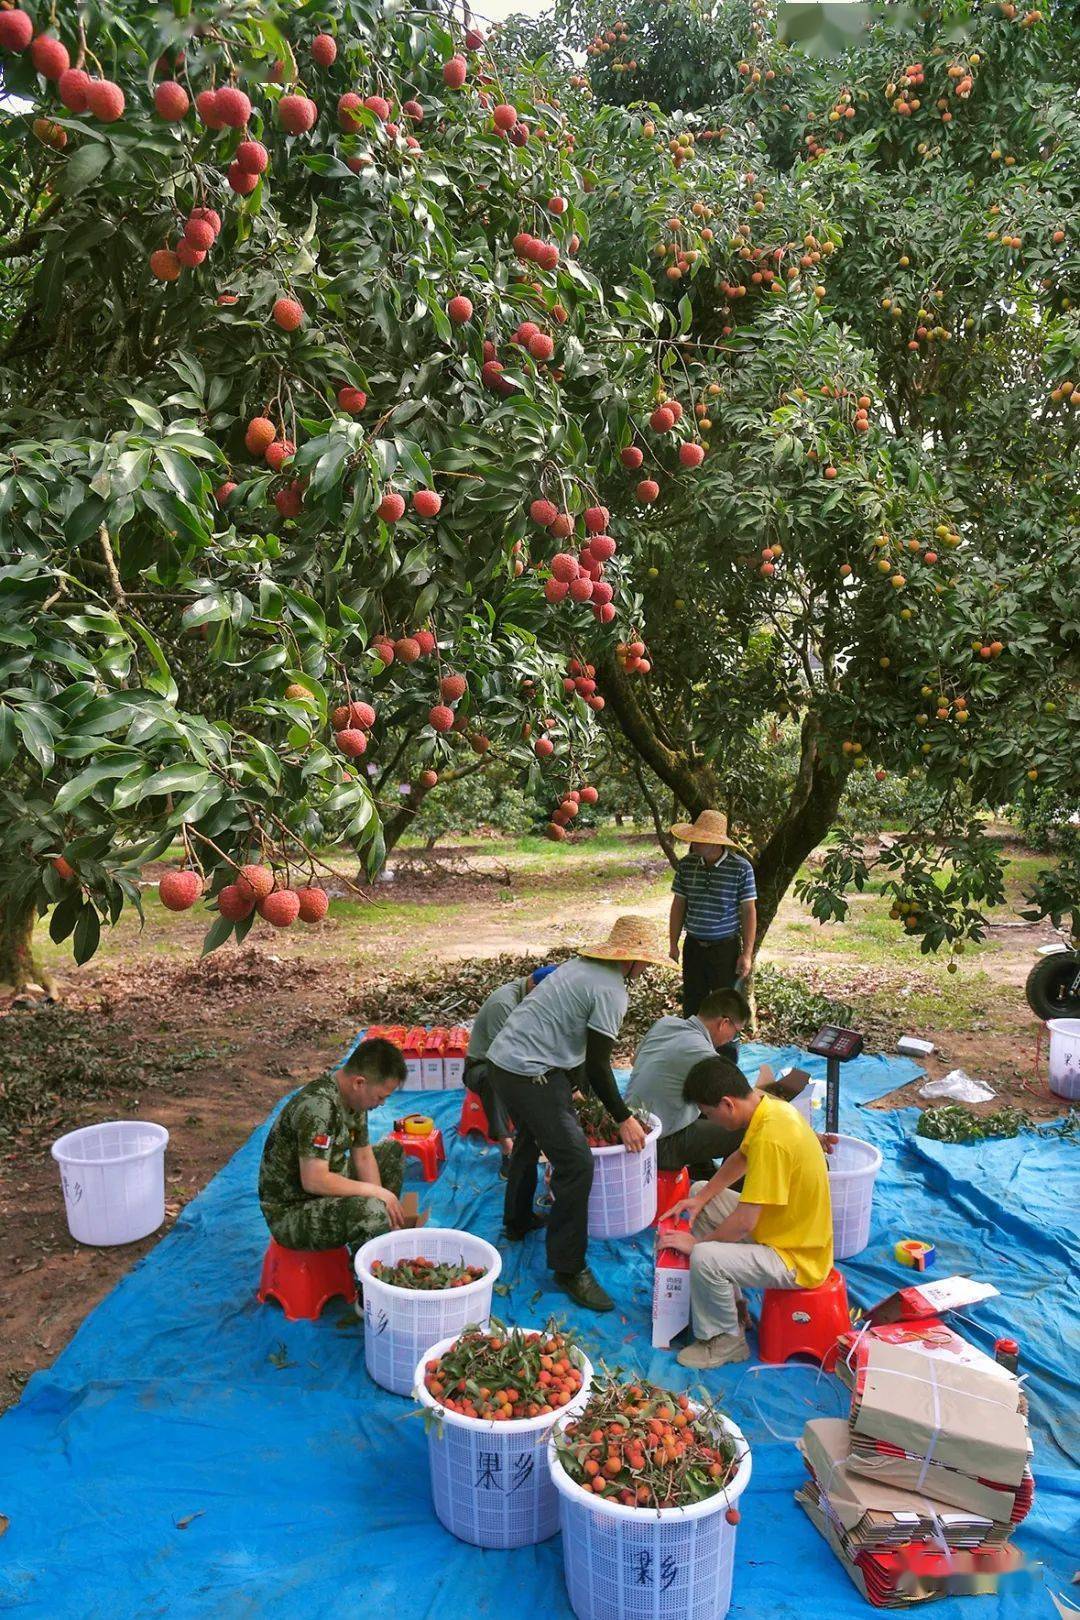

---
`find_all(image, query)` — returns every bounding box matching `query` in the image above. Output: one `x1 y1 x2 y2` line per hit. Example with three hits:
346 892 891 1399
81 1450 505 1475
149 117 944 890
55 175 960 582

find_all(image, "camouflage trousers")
268 1140 405 1251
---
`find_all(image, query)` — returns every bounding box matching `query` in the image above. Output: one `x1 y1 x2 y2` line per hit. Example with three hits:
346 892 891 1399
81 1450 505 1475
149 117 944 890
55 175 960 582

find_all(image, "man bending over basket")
659 1055 833 1368
259 1037 407 1249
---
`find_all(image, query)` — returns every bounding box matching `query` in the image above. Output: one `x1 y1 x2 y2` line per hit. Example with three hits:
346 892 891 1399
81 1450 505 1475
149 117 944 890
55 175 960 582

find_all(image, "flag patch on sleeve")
312 1132 331 1150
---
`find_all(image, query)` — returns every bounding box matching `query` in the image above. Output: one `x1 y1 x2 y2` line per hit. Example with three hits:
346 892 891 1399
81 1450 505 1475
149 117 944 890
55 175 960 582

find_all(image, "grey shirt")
467 978 527 1062
626 1014 718 1136
487 956 629 1077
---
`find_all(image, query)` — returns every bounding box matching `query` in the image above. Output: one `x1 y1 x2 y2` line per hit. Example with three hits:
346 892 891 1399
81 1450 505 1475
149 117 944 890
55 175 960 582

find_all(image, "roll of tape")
894 1238 935 1271
403 1114 435 1137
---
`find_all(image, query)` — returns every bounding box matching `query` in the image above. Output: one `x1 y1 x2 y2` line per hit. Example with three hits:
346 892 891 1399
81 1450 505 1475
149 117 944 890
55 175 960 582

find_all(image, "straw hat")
579 915 674 970
669 808 743 850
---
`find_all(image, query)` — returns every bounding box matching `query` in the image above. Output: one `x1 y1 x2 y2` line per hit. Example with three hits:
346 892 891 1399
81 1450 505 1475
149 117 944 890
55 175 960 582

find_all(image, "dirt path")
0 836 1065 1410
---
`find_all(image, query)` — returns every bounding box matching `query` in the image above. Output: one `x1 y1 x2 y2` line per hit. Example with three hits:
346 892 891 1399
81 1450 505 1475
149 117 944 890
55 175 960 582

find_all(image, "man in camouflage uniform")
259 1036 407 1249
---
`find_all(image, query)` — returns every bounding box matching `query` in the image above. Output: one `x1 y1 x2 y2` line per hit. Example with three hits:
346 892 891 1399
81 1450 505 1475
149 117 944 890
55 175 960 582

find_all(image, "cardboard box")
799 1419 1002 1547
868 1276 999 1326
652 1216 691 1349
400 1190 429 1230
836 1317 1020 1392
443 1027 468 1088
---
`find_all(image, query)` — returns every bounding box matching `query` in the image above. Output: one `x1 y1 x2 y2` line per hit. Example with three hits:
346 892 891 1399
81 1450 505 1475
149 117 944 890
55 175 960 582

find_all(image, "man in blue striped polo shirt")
668 809 757 1017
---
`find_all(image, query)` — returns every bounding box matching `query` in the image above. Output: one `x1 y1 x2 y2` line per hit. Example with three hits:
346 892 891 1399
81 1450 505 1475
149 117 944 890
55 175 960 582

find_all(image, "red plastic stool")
654 1166 691 1224
257 1238 357 1321
387 1124 446 1182
758 1267 850 1370
458 1088 498 1142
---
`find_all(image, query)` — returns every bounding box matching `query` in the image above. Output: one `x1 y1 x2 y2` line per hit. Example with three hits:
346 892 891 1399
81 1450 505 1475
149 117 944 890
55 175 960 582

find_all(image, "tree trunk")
598 654 719 815
752 714 849 942
0 894 57 998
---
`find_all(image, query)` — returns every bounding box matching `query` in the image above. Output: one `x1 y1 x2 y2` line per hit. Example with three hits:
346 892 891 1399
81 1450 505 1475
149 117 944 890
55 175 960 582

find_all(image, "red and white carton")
652 1213 692 1349
868 1275 999 1326
443 1026 468 1088
422 1027 447 1090
401 1026 426 1089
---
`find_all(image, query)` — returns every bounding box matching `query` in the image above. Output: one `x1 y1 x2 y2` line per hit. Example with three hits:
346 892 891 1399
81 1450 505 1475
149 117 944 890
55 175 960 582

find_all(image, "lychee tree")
1 0 1078 990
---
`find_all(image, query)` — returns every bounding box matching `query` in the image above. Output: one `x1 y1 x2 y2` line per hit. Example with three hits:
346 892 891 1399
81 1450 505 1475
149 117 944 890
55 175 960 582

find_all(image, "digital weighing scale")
807 1023 864 1133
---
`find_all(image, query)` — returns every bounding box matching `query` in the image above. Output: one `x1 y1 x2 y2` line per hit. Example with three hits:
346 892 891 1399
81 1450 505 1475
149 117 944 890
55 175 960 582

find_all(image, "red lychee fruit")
214 481 237 506
296 886 330 922
534 736 554 758
175 239 206 268
189 206 221 237
154 80 189 119
592 581 614 605
196 89 225 128
183 217 216 251
237 864 275 902
372 639 395 664
469 733 490 753
580 785 599 804
274 482 304 518
31 33 68 78
311 33 337 67
429 704 455 732
650 406 675 433
544 579 569 603
236 138 269 173
584 506 609 534
258 888 301 927
217 883 254 921
447 294 474 324
150 248 182 282
442 55 467 88
419 769 439 789
337 385 367 413
535 241 559 271
528 331 555 361
350 700 376 729
414 630 436 655
278 94 317 134
58 67 90 110
569 576 594 602
376 490 405 522
245 417 276 455
679 442 705 468
550 553 579 583
412 488 442 518
440 673 467 702
547 822 566 841
364 94 390 121
159 869 204 911
228 162 259 195
403 98 423 121
395 636 421 663
335 728 368 757
264 439 295 472
620 446 643 470
549 512 574 540
589 534 616 560
51 854 75 881
636 479 660 503
337 91 362 131
0 9 33 51
548 195 567 215
493 102 517 131
465 26 485 48
215 86 251 127
272 296 304 330
530 497 558 527
86 78 125 121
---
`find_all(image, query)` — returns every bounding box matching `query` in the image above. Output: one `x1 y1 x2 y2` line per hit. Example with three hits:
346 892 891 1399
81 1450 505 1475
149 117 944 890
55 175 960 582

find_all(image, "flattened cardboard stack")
797 1334 1034 1606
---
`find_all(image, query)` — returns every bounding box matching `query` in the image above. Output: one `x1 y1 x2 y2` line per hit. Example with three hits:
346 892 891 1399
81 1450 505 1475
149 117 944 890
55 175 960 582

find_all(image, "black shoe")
554 1267 614 1313
504 1212 549 1242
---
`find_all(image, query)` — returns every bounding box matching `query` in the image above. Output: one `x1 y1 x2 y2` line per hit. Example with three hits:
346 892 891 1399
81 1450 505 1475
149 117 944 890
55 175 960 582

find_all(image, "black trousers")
463 1057 511 1142
657 1117 746 1184
489 1063 593 1275
682 934 740 1017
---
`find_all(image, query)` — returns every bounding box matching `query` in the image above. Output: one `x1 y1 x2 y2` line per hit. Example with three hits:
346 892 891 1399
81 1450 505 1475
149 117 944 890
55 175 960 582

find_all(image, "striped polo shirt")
672 851 756 942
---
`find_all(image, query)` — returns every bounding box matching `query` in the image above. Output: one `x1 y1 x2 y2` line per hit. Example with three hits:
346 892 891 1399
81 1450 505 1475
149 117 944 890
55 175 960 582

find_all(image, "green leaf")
58 142 111 197
49 893 83 945
135 764 213 801
124 618 179 703
53 755 142 812
72 904 101 966
201 913 236 956
12 708 54 772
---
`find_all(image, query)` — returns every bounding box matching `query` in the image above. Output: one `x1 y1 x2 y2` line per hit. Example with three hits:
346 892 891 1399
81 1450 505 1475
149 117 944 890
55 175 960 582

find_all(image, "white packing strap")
914 1353 941 1494
732 1359 844 1444
842 1314 874 1378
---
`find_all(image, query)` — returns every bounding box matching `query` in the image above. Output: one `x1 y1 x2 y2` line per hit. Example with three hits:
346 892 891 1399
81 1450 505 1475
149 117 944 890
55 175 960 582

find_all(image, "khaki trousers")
689 1185 799 1339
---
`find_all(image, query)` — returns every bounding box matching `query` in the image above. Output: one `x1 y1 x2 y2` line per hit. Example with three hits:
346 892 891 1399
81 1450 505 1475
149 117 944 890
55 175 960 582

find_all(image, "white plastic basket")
588 1113 662 1239
828 1133 883 1259
548 1410 752 1620
50 1120 169 1246
1047 1018 1080 1100
355 1228 501 1396
415 1330 593 1548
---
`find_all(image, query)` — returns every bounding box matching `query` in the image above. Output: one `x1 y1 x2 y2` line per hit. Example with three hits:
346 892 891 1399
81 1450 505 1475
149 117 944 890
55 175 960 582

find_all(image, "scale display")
808 1025 864 1062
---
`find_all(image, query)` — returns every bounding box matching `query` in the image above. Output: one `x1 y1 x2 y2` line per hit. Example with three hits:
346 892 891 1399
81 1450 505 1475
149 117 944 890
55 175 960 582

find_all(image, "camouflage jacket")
258 1070 369 1221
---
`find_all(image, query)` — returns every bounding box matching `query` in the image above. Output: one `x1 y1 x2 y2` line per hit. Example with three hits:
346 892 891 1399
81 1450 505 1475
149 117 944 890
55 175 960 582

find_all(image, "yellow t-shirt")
740 1093 833 1287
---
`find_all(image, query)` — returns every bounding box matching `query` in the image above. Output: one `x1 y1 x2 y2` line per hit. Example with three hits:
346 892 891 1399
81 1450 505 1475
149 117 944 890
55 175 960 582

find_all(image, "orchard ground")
0 825 1064 1410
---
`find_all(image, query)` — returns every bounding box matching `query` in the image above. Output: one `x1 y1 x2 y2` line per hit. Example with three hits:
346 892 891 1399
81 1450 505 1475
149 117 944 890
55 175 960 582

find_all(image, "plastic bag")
918 1068 995 1104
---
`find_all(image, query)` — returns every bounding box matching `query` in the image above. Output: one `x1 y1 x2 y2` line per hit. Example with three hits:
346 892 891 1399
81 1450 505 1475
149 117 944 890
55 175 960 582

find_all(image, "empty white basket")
50 1120 169 1246
828 1133 883 1259
356 1228 501 1396
1047 1019 1080 1100
588 1113 662 1239
548 1410 752 1620
415 1330 593 1548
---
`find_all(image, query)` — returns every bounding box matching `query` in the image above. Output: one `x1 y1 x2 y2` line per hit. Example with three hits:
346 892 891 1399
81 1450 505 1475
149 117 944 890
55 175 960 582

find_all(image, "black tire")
1025 953 1080 1021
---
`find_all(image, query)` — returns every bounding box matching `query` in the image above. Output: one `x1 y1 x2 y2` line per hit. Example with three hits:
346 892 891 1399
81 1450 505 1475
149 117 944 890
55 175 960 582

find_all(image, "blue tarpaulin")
1 1044 1076 1618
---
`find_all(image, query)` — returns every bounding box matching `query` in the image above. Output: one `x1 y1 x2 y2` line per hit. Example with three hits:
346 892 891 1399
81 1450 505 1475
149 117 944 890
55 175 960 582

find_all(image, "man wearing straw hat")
668 809 757 1017
487 916 672 1312
464 963 560 1175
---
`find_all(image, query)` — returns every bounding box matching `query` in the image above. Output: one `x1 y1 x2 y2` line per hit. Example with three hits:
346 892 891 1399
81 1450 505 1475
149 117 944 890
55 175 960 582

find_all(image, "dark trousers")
682 934 740 1017
657 1118 745 1184
490 1063 593 1275
463 1057 511 1142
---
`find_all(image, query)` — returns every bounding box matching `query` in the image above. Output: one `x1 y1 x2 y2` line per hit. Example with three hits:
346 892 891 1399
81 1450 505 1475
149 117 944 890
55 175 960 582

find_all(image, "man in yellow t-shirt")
659 1054 833 1367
